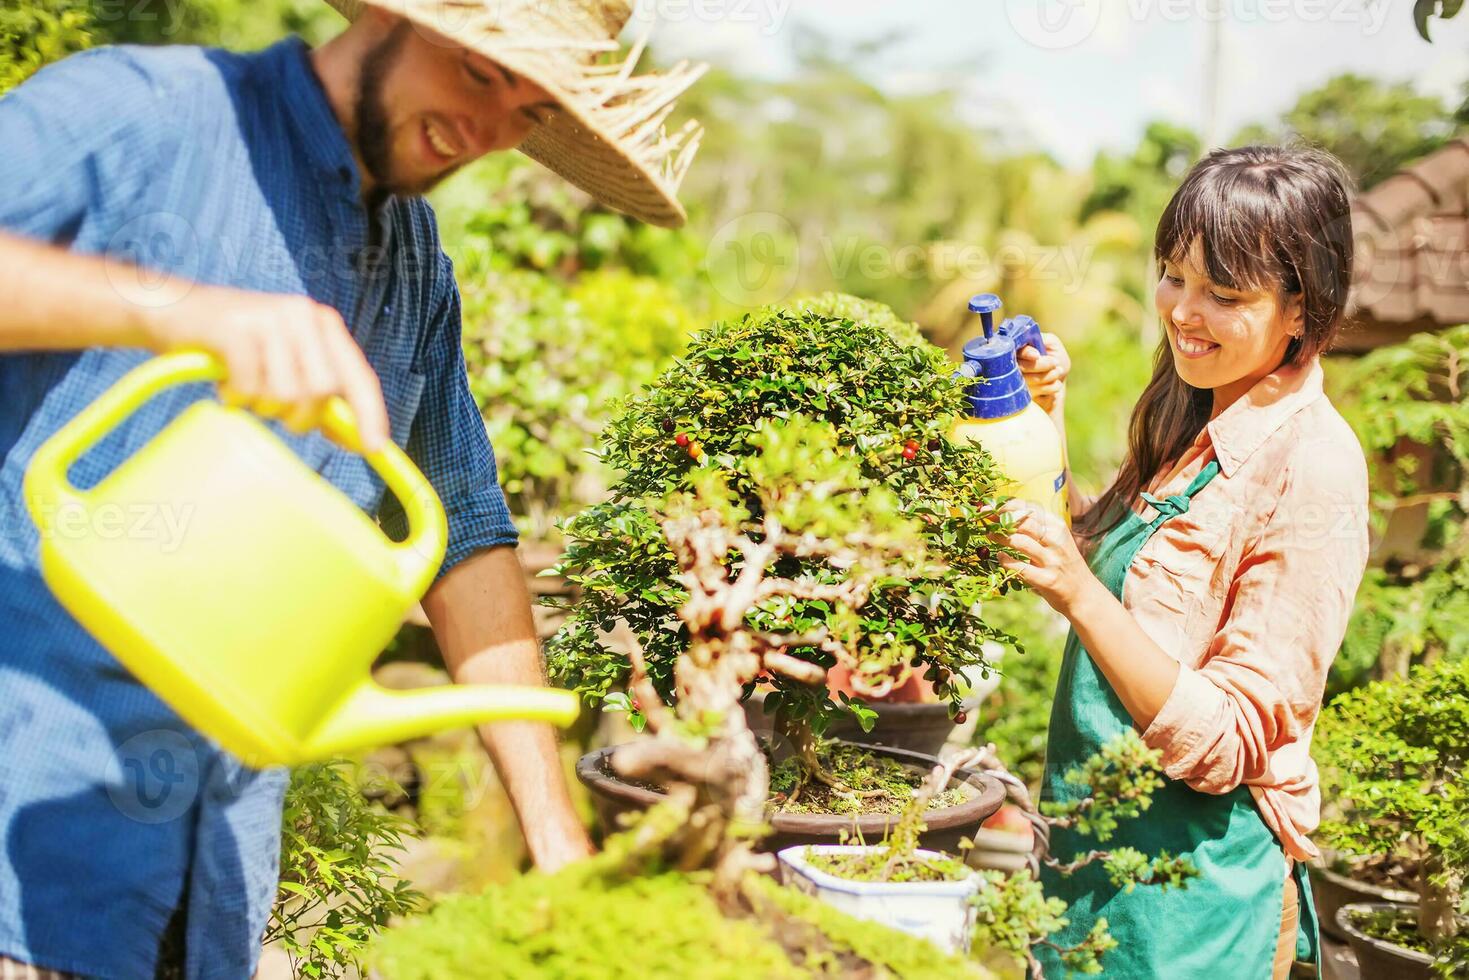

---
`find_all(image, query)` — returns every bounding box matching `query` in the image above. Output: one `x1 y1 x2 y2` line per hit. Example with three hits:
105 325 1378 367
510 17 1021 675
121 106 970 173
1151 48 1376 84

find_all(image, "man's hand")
145 286 391 451
421 547 594 872
0 231 390 451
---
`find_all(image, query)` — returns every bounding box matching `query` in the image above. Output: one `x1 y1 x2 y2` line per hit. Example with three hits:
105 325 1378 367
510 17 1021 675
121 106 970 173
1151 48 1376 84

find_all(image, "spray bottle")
951 294 1070 525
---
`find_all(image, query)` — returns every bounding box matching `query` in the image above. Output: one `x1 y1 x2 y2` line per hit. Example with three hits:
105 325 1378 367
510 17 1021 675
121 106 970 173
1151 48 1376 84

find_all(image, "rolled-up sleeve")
379 255 517 578
1141 448 1369 794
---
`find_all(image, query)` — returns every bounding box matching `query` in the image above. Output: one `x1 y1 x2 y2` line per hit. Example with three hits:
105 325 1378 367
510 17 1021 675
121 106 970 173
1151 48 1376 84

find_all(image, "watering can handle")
25 351 447 595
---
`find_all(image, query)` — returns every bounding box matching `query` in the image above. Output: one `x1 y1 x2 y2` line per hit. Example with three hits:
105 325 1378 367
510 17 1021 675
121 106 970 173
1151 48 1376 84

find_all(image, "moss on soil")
371 836 991 979
1348 906 1437 956
769 742 971 816
805 847 972 884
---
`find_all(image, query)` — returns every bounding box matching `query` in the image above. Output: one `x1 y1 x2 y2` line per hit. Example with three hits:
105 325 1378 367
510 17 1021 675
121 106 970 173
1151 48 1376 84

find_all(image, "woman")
1000 145 1371 979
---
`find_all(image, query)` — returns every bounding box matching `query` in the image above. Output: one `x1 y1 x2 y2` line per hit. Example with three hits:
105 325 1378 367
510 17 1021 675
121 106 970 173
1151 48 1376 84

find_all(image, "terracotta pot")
1335 903 1436 980
576 741 1006 855
1309 860 1418 942
743 692 979 758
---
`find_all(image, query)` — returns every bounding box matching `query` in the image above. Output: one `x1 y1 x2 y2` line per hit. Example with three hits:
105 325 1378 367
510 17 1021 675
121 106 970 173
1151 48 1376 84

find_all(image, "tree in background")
0 0 94 94
1232 73 1461 189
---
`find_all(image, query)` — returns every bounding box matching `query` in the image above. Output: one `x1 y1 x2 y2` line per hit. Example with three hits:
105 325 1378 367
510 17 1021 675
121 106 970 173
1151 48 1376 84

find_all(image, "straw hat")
325 0 706 227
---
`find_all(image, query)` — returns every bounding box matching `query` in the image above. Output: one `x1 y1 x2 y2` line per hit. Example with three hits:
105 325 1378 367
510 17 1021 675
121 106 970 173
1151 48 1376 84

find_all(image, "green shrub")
266 762 425 980
0 0 94 95
1331 324 1468 695
460 268 695 541
1316 658 1469 970
546 297 1018 737
369 812 989 979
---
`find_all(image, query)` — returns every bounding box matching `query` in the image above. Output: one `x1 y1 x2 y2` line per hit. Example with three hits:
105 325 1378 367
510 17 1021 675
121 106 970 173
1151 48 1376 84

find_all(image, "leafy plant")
0 0 94 95
965 732 1198 979
369 800 990 979
266 762 425 980
546 297 1019 753
1316 657 1469 971
1330 325 1468 695
459 267 695 541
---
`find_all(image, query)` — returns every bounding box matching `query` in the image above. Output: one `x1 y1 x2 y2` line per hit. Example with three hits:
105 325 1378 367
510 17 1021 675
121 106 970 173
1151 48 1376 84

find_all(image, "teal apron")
1035 460 1319 979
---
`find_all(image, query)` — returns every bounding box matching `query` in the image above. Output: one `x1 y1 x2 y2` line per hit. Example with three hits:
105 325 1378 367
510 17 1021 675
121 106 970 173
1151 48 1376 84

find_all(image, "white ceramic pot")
777 844 983 954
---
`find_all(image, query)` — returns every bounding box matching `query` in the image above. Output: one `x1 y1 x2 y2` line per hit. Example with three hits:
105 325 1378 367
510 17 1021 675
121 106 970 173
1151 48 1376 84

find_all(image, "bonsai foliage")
369 799 990 979
1316 657 1469 964
610 417 934 886
966 733 1197 979
266 762 424 980
1332 324 1468 695
547 296 1016 742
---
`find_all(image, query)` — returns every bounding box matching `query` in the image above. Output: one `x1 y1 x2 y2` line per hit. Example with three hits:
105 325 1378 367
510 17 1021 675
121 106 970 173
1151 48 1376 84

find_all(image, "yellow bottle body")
952 402 1071 526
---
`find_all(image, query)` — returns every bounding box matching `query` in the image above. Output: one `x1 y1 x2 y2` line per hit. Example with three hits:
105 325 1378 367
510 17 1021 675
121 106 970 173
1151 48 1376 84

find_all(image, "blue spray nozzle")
956 297 1040 420
968 293 1003 338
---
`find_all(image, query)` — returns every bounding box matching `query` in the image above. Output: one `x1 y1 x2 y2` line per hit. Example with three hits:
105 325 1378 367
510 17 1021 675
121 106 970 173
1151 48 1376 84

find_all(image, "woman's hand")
995 500 1101 616
1016 332 1071 415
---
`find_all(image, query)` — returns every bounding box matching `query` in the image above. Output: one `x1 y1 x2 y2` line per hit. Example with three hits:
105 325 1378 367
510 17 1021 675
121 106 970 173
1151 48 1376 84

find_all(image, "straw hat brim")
324 0 699 228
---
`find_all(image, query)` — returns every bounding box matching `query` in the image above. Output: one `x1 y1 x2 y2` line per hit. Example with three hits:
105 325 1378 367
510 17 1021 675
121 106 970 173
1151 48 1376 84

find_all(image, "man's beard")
354 23 458 198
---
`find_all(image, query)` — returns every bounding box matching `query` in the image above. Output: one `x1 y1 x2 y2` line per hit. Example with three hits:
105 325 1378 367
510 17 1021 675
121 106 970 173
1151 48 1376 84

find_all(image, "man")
0 0 703 975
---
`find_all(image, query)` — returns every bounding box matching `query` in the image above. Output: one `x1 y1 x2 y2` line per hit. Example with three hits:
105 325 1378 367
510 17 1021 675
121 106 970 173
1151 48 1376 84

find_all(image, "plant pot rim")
1308 860 1420 905
577 740 1007 835
776 844 981 897
1334 902 1437 966
747 690 981 716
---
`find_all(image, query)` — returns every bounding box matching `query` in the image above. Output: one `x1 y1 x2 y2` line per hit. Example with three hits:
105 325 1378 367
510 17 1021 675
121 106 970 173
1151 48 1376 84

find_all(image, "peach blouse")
1121 357 1370 862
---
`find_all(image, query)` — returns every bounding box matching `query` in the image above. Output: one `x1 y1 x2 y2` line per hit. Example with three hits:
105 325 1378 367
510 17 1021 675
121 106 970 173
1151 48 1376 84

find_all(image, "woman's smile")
1172 331 1221 358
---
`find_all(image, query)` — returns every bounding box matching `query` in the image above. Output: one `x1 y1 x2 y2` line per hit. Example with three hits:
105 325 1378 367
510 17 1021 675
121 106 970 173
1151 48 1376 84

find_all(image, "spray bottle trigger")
1001 315 1046 360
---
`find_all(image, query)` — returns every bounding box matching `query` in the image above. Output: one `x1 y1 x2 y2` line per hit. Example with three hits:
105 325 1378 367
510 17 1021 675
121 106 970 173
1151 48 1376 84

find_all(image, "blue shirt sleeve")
0 47 177 243
380 252 519 578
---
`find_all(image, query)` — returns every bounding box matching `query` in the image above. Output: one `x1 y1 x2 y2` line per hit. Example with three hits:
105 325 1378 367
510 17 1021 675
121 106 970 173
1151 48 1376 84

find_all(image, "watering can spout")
301 680 581 762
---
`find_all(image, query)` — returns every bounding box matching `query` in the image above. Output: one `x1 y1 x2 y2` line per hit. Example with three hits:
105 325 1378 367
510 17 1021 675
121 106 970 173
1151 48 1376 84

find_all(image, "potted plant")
1315 657 1469 978
777 750 987 955
549 297 1019 839
368 419 995 979
570 414 1006 853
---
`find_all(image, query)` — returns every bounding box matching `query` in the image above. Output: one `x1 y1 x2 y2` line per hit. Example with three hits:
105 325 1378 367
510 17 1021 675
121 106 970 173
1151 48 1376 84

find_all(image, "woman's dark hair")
1074 145 1355 543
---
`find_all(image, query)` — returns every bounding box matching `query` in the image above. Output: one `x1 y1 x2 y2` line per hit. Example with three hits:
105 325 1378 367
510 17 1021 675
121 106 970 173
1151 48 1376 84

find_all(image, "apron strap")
1139 459 1222 527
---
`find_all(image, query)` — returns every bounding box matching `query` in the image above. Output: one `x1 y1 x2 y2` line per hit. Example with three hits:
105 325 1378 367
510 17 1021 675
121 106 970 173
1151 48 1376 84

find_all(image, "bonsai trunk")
1418 850 1462 942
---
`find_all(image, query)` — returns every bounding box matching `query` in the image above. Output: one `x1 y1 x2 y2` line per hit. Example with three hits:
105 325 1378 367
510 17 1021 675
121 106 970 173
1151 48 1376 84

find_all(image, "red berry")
954 711 968 725
902 446 918 461
905 439 919 450
675 433 691 447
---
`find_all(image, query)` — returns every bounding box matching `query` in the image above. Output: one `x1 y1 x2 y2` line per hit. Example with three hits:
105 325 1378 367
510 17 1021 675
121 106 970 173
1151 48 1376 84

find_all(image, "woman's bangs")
1155 170 1286 293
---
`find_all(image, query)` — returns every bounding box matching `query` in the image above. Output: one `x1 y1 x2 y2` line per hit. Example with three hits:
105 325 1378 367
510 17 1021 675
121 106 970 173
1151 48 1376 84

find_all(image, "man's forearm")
421 546 592 870
0 230 178 352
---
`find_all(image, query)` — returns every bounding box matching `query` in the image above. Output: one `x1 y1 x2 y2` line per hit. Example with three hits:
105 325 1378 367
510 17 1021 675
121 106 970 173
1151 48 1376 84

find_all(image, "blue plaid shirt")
0 38 517 978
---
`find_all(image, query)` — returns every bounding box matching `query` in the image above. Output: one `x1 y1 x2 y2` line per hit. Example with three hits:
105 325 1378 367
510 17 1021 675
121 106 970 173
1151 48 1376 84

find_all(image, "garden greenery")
460 268 695 541
266 763 424 980
1315 657 1469 973
1331 324 1467 696
546 297 1019 739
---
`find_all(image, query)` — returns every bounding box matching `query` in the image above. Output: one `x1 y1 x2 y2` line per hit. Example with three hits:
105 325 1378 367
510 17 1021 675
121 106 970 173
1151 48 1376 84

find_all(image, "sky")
639 0 1469 167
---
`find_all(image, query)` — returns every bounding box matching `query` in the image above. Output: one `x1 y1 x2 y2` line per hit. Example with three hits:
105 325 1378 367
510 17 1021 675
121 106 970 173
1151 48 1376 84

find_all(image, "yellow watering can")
24 351 578 767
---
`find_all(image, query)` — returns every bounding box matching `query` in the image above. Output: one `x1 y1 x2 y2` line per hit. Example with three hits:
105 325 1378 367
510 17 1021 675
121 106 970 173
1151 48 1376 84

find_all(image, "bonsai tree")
963 734 1198 978
368 418 992 979
547 296 1017 795
1315 657 1469 973
610 415 934 880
